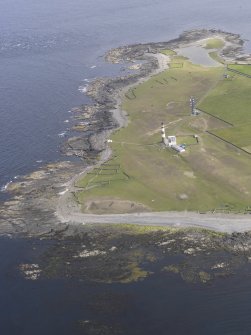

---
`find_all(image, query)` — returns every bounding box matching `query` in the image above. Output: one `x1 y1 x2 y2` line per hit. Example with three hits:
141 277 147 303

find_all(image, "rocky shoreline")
15 224 251 285
0 29 249 239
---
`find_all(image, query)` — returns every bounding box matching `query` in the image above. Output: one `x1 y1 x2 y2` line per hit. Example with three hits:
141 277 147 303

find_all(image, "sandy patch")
184 171 196 179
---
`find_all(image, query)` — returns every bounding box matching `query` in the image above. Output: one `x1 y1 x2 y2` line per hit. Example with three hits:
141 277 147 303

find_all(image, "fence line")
206 131 251 156
196 108 234 127
227 66 251 78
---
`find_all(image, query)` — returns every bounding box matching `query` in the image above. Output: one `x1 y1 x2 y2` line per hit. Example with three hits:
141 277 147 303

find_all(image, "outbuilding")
167 136 177 147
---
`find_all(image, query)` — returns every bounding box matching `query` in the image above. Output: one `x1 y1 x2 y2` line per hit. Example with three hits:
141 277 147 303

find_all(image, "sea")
1 0 251 333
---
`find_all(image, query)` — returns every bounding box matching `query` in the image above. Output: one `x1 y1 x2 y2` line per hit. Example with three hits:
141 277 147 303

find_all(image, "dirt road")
56 200 251 234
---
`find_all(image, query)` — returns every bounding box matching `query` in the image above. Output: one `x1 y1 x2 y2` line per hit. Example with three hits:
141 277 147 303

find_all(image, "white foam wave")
64 119 69 123
1 180 13 192
90 65 96 69
58 132 67 137
78 85 88 93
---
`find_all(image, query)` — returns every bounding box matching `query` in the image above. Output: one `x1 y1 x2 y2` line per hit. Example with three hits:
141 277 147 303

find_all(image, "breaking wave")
1 180 13 192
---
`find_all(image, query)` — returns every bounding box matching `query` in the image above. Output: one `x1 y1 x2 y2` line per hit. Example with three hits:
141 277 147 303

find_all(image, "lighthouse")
161 122 166 143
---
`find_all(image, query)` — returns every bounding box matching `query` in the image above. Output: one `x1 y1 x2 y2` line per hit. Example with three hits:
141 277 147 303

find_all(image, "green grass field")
198 65 251 150
204 38 224 50
198 74 251 124
161 49 177 56
76 58 251 213
228 64 251 75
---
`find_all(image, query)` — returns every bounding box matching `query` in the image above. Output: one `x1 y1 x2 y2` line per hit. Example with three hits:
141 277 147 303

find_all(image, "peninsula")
1 29 251 237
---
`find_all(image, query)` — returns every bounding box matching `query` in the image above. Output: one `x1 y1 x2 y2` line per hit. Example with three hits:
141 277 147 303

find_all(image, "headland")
1 29 251 239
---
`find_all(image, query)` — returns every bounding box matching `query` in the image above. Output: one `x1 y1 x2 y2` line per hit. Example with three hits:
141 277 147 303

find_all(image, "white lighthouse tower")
161 122 166 143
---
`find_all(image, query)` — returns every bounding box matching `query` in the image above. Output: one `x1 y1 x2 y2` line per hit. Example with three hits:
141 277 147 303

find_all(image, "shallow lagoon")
177 45 221 67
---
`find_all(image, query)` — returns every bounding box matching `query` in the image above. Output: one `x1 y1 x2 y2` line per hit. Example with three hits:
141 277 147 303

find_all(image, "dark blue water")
1 0 251 190
1 237 251 335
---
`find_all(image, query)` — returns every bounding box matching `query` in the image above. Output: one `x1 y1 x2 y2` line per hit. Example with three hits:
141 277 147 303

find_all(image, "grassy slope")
228 64 251 75
205 38 225 64
204 38 224 49
161 49 176 56
198 67 251 149
76 60 251 212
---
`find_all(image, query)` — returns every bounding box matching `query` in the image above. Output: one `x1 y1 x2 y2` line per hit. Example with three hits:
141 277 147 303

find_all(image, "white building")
167 136 177 147
160 124 185 153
